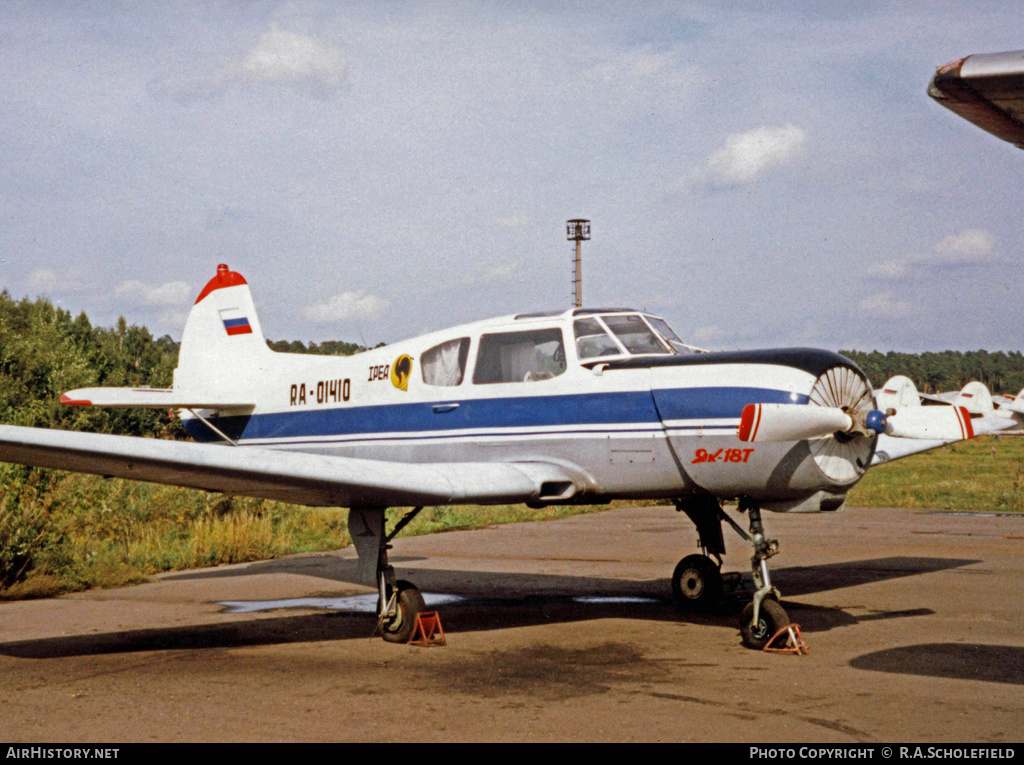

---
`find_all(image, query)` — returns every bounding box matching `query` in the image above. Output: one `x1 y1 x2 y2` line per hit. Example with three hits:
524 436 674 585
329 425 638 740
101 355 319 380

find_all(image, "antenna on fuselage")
566 218 590 308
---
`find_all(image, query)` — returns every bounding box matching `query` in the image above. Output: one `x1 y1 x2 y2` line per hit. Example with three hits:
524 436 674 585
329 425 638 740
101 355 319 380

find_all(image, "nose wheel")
740 598 789 649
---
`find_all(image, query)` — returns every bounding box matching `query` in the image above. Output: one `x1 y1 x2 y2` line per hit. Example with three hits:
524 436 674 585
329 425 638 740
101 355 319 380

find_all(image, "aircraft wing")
0 425 581 508
871 415 1017 466
929 50 1024 148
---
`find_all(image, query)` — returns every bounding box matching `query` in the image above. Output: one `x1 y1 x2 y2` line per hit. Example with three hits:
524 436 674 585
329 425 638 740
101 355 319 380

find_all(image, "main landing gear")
673 495 789 649
348 506 427 643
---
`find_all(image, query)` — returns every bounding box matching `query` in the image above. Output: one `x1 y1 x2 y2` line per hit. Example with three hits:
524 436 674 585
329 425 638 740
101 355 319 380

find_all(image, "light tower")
566 218 590 308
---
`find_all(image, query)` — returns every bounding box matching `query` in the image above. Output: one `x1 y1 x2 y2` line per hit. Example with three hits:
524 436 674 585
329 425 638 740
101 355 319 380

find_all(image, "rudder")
174 264 272 400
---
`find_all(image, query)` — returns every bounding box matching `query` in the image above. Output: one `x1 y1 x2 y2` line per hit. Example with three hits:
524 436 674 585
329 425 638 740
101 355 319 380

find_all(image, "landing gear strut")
673 495 790 649
348 506 427 643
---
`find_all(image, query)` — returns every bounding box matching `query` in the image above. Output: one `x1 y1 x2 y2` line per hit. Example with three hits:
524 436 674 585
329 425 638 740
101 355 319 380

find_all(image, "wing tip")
60 394 92 406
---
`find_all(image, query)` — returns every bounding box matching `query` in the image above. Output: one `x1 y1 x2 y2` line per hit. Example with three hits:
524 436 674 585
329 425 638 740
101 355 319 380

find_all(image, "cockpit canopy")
573 311 699 360
419 309 701 388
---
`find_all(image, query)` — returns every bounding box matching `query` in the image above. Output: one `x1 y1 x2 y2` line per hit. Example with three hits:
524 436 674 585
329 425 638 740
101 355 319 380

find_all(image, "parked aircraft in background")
877 375 1024 419
0 265 1014 648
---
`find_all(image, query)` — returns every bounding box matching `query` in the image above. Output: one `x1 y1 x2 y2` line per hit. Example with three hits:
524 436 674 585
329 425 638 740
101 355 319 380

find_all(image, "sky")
2 1 1023 353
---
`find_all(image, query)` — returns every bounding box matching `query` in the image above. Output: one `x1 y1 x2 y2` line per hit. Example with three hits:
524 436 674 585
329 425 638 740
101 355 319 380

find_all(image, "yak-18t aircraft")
0 265 1014 647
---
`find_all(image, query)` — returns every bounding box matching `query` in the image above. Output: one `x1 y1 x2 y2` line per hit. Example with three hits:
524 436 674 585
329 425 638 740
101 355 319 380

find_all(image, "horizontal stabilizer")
0 425 583 508
61 387 253 411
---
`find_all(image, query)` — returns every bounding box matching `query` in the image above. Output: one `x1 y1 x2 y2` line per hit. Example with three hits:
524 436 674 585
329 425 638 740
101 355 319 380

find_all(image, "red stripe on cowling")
738 404 761 442
60 395 92 406
194 263 248 304
957 406 974 439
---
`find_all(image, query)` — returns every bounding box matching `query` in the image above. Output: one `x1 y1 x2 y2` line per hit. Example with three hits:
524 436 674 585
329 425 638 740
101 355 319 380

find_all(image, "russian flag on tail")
219 308 253 336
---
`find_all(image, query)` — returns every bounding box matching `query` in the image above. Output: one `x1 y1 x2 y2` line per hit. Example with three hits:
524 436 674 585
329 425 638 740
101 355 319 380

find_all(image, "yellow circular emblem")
391 355 413 391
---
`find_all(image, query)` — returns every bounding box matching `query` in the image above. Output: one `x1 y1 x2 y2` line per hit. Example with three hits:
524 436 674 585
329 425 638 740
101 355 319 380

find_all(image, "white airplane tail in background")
875 375 921 411
951 381 995 416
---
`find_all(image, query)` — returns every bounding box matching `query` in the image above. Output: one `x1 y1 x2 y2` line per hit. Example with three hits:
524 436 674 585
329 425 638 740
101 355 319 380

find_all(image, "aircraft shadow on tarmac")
0 554 980 660
850 644 1024 685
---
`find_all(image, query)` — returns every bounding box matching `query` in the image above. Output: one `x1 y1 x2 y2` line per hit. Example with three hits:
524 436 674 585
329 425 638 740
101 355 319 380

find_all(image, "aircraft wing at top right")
929 50 1024 148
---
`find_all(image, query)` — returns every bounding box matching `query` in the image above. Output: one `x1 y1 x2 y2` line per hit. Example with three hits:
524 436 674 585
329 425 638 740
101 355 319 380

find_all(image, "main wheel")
671 554 723 613
379 580 426 644
739 598 789 649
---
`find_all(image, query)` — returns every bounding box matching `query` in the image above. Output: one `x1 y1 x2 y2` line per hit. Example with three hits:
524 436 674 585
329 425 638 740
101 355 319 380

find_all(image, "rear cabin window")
421 338 470 386
473 329 566 384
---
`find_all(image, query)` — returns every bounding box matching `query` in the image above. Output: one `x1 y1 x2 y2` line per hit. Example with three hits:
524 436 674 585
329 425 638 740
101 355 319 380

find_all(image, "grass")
1 435 1020 599
848 435 1024 513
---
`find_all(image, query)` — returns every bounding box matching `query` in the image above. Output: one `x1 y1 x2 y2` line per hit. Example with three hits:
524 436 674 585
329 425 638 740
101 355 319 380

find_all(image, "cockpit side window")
602 315 671 355
421 337 471 386
473 329 566 384
574 318 624 359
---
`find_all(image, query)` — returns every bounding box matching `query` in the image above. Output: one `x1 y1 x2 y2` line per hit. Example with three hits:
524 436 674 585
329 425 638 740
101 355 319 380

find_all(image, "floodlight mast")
566 218 590 308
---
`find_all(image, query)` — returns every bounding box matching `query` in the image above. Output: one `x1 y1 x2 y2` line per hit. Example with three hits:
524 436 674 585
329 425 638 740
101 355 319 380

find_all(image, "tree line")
839 349 1024 396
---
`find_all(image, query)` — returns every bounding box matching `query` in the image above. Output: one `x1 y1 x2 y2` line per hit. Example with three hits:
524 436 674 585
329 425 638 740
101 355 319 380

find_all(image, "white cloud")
859 293 914 319
866 228 1000 282
933 229 996 264
153 25 347 101
497 212 532 228
242 26 347 89
457 256 522 286
705 124 806 185
156 309 191 331
24 268 59 295
590 46 704 97
115 280 192 306
303 291 389 323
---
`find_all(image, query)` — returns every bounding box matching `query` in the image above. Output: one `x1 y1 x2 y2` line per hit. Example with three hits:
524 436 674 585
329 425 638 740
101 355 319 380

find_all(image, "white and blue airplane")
0 264 1012 647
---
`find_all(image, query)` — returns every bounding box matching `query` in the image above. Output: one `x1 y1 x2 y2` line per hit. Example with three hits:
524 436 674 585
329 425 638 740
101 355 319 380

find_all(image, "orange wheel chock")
408 611 447 647
763 623 809 655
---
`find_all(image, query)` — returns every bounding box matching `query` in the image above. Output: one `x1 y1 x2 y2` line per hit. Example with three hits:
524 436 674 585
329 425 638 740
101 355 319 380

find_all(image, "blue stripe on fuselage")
183 387 806 443
652 386 808 421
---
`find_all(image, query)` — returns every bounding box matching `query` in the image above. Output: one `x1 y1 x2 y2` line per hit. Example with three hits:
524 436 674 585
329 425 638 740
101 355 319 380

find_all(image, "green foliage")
266 338 366 355
841 348 1024 395
0 291 180 436
849 436 1024 512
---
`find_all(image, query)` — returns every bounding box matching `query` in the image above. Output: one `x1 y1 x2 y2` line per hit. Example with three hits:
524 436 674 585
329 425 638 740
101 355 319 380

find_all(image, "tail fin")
173 264 272 400
875 375 921 412
951 381 995 416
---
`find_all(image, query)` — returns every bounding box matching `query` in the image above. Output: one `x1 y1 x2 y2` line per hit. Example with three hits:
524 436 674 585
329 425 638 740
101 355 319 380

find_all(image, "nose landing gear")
673 495 790 649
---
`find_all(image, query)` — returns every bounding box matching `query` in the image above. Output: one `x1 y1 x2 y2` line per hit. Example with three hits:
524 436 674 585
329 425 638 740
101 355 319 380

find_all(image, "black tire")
380 580 426 644
739 598 789 649
671 554 724 613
